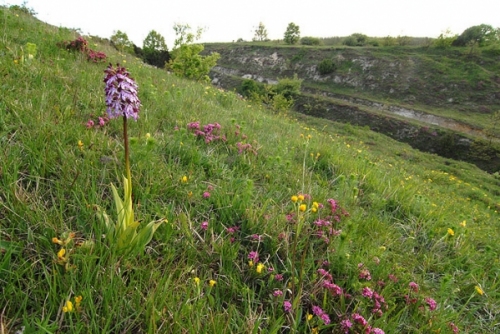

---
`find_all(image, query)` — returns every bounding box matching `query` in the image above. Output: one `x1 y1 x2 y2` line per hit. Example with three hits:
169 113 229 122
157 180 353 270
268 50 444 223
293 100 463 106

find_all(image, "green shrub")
300 36 322 46
343 33 369 46
317 59 337 75
275 74 302 100
240 79 264 98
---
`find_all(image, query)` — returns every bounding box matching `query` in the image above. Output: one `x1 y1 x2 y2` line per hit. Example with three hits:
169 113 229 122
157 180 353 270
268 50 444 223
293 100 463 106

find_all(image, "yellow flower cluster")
63 295 82 313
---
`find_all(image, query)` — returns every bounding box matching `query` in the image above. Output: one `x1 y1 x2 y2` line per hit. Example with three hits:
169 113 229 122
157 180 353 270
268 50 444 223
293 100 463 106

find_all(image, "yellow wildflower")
57 248 66 260
447 228 455 236
52 237 63 245
299 204 307 212
306 313 313 321
62 300 74 313
256 263 265 274
311 327 319 334
248 260 254 267
311 207 317 213
312 202 319 208
460 220 466 227
181 175 188 183
297 194 305 202
77 140 84 151
209 279 217 287
193 277 200 285
291 195 298 203
145 132 151 139
475 285 484 295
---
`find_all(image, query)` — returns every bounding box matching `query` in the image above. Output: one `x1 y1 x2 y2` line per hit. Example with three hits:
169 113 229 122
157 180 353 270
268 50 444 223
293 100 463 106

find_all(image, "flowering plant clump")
59 36 107 62
187 121 226 143
95 64 163 255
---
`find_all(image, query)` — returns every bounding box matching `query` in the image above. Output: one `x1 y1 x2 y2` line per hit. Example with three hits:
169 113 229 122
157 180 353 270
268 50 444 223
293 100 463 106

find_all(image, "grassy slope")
1 7 500 333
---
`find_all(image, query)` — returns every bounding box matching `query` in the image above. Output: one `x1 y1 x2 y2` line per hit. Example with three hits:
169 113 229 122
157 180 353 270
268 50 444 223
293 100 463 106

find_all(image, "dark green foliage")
453 24 499 47
343 33 369 46
284 22 300 45
240 79 264 98
317 59 337 75
141 30 170 68
275 74 302 100
300 36 321 46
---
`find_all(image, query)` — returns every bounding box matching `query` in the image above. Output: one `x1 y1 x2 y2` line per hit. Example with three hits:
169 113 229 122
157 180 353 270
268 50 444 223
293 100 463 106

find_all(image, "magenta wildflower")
312 305 330 325
201 221 208 231
273 289 283 297
448 322 459 333
248 251 259 262
352 313 368 327
320 313 331 325
104 64 141 120
283 300 292 313
86 119 95 128
203 191 211 198
425 297 437 311
388 274 398 282
371 328 385 334
359 269 372 281
98 116 106 127
274 274 283 281
362 287 374 298
409 281 419 292
317 268 333 281
340 319 352 333
327 198 338 213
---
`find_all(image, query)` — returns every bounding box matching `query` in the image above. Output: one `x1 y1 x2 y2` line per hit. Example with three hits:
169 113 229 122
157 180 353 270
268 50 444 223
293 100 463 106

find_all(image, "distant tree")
110 30 133 53
168 24 220 82
284 22 300 45
453 24 498 47
253 22 269 42
143 30 167 52
142 30 170 68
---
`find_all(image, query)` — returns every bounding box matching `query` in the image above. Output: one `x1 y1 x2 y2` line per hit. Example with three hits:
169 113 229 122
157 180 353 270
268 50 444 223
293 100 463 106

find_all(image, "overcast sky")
4 0 500 47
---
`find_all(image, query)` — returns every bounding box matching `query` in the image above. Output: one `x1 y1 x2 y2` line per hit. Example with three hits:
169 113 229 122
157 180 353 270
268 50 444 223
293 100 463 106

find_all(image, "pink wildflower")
425 297 437 311
340 319 352 333
362 287 374 298
283 300 292 313
273 290 283 297
201 221 208 230
371 328 385 334
352 313 368 327
409 282 419 292
448 322 459 333
86 119 95 128
98 116 106 127
203 191 211 198
275 274 283 281
248 251 259 262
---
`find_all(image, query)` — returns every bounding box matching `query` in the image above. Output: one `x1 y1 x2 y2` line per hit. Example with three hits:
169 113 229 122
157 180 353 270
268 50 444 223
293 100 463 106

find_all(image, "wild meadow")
1 6 500 333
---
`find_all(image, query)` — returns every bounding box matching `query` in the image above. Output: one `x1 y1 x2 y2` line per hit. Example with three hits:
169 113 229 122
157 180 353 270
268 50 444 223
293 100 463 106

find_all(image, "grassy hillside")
1 6 500 334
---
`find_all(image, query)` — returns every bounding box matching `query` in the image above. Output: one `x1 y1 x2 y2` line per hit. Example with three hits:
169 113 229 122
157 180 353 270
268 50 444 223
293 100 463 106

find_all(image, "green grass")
1 6 500 333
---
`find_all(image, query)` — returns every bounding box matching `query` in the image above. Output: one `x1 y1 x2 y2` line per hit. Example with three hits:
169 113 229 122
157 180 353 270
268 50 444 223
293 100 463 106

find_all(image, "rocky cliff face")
203 44 500 172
